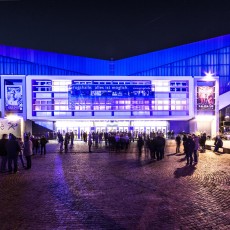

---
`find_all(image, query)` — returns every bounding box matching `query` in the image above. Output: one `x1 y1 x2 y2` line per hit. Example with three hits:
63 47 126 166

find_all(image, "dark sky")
0 0 230 60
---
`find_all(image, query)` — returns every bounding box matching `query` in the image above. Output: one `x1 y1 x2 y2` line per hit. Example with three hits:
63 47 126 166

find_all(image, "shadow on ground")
174 165 196 178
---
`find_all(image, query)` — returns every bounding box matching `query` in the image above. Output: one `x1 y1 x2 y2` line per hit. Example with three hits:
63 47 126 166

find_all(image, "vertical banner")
4 79 23 113
197 86 215 111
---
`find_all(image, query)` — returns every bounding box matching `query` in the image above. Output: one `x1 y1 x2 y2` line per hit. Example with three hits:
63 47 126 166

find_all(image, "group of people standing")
137 133 166 161
175 132 225 165
0 133 33 173
175 132 207 165
57 131 75 152
30 135 49 155
0 133 49 174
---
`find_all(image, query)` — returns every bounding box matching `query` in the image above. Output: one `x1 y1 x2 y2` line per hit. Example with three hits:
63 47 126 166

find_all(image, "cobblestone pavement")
0 140 230 230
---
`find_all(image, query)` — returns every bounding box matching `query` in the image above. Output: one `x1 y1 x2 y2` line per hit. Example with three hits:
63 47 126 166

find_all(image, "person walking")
23 135 33 169
0 134 8 173
6 133 21 173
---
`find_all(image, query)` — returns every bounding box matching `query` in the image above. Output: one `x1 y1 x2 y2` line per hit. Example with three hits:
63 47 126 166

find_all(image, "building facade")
0 34 229 138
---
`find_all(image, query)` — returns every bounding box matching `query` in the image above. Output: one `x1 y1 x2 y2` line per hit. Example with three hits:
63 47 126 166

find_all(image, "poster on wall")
5 83 23 113
0 119 21 137
197 86 215 111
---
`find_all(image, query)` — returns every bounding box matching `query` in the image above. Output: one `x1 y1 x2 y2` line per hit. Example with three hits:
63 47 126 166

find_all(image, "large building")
0 34 230 138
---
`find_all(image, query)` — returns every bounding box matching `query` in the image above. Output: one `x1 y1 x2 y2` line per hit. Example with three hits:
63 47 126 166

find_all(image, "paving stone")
0 140 229 229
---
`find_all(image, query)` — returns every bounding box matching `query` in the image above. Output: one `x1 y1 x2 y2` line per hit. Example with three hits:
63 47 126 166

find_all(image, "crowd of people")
56 130 225 165
57 130 167 161
0 130 225 174
0 132 48 174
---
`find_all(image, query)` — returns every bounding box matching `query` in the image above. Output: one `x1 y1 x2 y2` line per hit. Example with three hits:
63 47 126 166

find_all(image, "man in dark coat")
184 134 195 165
149 133 157 160
175 134 181 153
137 135 144 156
40 135 48 155
156 133 166 160
0 134 9 172
199 133 207 153
6 133 21 173
182 134 188 154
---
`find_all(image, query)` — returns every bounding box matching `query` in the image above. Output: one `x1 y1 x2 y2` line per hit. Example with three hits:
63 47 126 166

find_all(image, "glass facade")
133 47 230 95
0 35 230 98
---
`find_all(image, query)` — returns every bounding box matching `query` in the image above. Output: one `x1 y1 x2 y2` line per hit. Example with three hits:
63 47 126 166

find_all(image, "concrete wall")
195 120 212 136
24 119 33 135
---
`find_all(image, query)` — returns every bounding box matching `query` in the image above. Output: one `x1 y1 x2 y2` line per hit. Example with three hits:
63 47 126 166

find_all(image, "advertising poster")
197 86 215 110
5 85 23 112
0 119 21 138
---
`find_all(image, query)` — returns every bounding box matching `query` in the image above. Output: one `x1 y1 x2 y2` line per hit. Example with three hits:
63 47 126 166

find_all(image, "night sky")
0 0 230 60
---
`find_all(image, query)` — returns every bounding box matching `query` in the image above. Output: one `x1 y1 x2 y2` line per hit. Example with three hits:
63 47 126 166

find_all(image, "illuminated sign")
68 80 155 110
69 80 154 97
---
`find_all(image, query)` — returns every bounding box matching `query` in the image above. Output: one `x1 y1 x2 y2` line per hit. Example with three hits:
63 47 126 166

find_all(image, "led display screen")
69 80 154 97
68 80 155 110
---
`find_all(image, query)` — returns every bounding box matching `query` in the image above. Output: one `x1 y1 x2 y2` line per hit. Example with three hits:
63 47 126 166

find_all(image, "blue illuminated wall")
0 34 230 96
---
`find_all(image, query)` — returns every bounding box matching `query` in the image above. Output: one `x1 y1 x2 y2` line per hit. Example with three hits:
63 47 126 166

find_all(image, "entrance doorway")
96 127 106 133
55 120 169 138
107 125 118 132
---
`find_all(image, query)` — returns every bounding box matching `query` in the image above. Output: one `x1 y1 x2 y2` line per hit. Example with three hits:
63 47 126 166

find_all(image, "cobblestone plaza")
0 141 229 230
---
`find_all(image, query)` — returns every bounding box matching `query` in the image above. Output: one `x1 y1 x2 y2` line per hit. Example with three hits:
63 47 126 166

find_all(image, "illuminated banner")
197 86 215 111
68 80 155 110
5 80 23 113
69 80 154 98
